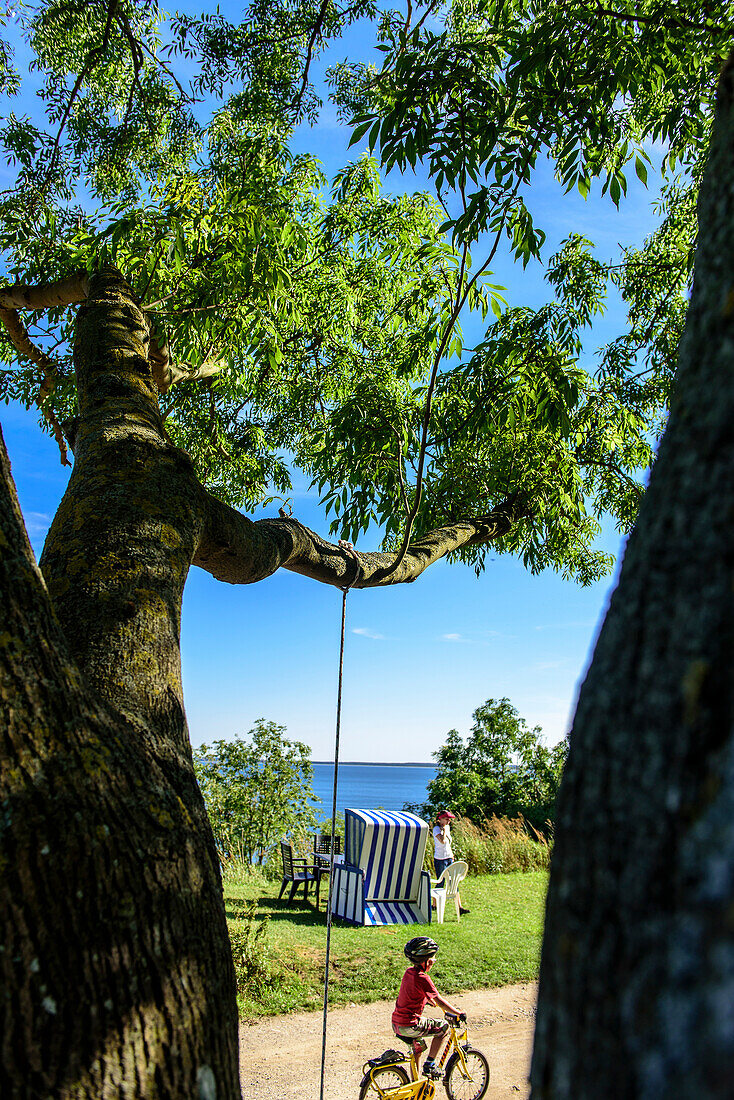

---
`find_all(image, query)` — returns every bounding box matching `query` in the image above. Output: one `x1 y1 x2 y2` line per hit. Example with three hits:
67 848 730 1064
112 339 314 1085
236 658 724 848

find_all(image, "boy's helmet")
404 937 439 964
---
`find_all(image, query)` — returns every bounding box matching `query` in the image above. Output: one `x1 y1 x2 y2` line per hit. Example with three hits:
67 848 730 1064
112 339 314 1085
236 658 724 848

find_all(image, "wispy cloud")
314 105 349 132
24 511 52 538
353 626 385 640
441 629 514 644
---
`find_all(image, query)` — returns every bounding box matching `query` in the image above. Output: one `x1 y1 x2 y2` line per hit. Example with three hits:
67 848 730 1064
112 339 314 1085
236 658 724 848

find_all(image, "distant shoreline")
312 761 434 767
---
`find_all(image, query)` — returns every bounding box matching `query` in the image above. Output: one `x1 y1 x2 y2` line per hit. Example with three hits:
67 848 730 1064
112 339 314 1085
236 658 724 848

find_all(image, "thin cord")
319 583 349 1100
319 545 358 1100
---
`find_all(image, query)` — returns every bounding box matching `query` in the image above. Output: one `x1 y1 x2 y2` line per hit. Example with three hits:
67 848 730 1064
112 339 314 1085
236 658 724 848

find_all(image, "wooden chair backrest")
313 833 342 857
280 840 295 878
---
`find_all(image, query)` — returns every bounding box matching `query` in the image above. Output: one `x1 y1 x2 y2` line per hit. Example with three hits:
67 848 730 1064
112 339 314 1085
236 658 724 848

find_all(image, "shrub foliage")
419 697 567 832
193 718 319 865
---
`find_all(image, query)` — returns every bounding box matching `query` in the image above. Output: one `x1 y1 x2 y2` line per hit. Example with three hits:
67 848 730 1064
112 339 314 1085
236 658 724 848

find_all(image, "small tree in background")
423 698 567 832
193 720 319 866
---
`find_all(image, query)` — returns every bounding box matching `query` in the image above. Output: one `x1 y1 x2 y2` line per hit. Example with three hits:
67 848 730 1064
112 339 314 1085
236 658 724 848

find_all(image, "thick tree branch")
0 307 72 465
0 277 226 394
0 307 62 375
147 326 226 392
194 491 524 588
0 271 90 311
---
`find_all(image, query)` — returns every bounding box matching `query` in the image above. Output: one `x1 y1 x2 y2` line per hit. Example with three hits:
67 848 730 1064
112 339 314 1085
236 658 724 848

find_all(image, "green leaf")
610 175 621 206
349 119 374 148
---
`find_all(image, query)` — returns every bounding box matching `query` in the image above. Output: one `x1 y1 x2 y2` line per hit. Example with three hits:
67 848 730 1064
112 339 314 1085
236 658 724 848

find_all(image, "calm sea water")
311 762 436 822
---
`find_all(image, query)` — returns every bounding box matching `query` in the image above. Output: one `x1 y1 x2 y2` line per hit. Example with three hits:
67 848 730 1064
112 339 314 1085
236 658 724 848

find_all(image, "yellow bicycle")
359 1014 490 1100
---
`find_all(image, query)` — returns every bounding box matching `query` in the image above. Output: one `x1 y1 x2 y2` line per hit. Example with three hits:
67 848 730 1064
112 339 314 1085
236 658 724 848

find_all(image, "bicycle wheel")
359 1063 411 1098
443 1047 490 1100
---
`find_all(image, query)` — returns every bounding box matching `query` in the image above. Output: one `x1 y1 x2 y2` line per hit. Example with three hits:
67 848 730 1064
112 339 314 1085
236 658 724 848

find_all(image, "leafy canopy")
421 697 567 831
0 0 728 581
192 719 319 865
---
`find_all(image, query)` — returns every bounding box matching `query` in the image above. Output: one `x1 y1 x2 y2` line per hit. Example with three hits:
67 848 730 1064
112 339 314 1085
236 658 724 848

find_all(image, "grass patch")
225 869 547 1020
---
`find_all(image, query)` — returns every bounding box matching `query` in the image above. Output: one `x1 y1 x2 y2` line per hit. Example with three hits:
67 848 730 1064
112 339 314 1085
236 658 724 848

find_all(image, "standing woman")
432 810 469 915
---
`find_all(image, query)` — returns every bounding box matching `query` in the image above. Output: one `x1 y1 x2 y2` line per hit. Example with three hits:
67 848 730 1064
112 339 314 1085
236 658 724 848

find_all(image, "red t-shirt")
391 966 439 1029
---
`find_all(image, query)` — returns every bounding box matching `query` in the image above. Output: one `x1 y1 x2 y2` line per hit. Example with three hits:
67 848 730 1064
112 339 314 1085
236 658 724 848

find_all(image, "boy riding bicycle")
392 937 465 1080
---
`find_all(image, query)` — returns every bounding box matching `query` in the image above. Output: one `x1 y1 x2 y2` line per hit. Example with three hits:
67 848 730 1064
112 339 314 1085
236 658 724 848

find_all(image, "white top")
433 823 453 861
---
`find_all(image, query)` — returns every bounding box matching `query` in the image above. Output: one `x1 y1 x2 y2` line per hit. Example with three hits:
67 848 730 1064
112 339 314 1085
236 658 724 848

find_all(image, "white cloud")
352 626 385 640
441 632 466 642
24 511 52 537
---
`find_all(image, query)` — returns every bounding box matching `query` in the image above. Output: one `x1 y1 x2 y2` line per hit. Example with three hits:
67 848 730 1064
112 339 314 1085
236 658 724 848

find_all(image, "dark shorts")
434 857 453 879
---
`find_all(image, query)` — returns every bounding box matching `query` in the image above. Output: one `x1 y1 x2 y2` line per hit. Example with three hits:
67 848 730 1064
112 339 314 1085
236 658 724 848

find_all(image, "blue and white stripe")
330 810 432 924
331 864 364 924
344 809 428 902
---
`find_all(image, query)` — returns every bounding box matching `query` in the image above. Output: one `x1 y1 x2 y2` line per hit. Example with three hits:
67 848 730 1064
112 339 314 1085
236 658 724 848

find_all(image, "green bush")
228 899 285 999
193 719 319 866
222 856 272 888
417 698 567 833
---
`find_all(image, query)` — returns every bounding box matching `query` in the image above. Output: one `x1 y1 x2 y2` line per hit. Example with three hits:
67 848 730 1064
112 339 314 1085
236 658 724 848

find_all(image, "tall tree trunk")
0 271 240 1097
0 258 529 1094
530 59 734 1099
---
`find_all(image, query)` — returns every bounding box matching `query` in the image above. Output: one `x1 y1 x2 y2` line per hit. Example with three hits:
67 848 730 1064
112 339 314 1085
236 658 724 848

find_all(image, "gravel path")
239 982 537 1099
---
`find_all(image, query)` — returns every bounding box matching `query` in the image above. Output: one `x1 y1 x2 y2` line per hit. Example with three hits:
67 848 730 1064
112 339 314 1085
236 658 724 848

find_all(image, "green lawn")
225 870 548 1019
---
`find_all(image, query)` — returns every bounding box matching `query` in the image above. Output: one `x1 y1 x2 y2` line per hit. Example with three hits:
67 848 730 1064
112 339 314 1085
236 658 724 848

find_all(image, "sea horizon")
311 760 436 820
312 760 434 767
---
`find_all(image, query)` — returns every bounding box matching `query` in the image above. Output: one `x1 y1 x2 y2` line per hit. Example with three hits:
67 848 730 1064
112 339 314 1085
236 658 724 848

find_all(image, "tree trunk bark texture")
0 259 526 1095
1 271 240 1097
531 61 734 1099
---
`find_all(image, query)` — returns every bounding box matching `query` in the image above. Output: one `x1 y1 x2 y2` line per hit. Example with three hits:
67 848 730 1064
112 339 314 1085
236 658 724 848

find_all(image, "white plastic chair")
430 860 468 923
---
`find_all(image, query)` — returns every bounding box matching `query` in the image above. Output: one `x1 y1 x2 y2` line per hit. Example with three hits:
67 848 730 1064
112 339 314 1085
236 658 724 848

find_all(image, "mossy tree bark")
0 273 240 1098
530 58 734 1100
1 270 524 1096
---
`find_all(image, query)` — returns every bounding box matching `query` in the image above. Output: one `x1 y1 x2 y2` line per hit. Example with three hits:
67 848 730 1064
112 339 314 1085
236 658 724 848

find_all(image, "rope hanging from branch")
319 540 361 1100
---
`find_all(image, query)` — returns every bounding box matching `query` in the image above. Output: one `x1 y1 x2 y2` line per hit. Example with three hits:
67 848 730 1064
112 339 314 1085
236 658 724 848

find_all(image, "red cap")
437 810 455 820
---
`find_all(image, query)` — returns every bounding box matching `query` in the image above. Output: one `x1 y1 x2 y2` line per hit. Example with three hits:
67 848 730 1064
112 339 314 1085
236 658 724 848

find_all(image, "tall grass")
451 816 551 874
217 825 318 883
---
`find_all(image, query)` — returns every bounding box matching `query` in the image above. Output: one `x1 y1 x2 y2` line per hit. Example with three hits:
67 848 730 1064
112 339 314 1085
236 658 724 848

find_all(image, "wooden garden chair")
278 840 321 907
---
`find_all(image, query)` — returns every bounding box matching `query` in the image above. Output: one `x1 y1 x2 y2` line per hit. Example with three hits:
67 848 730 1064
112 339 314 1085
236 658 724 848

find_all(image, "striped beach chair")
330 809 432 926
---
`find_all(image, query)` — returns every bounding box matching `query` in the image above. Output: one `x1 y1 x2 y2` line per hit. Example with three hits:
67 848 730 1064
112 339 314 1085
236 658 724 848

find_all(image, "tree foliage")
192 719 319 865
1 1 727 584
423 697 567 830
330 0 733 572
1 1 732 1093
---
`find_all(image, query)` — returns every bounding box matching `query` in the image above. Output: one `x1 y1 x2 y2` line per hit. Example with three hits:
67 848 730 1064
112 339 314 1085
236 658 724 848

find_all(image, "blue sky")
1 13 667 762
6 394 624 760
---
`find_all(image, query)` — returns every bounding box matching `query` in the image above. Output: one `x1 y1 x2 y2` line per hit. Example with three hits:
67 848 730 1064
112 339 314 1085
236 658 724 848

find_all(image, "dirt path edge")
239 981 537 1099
